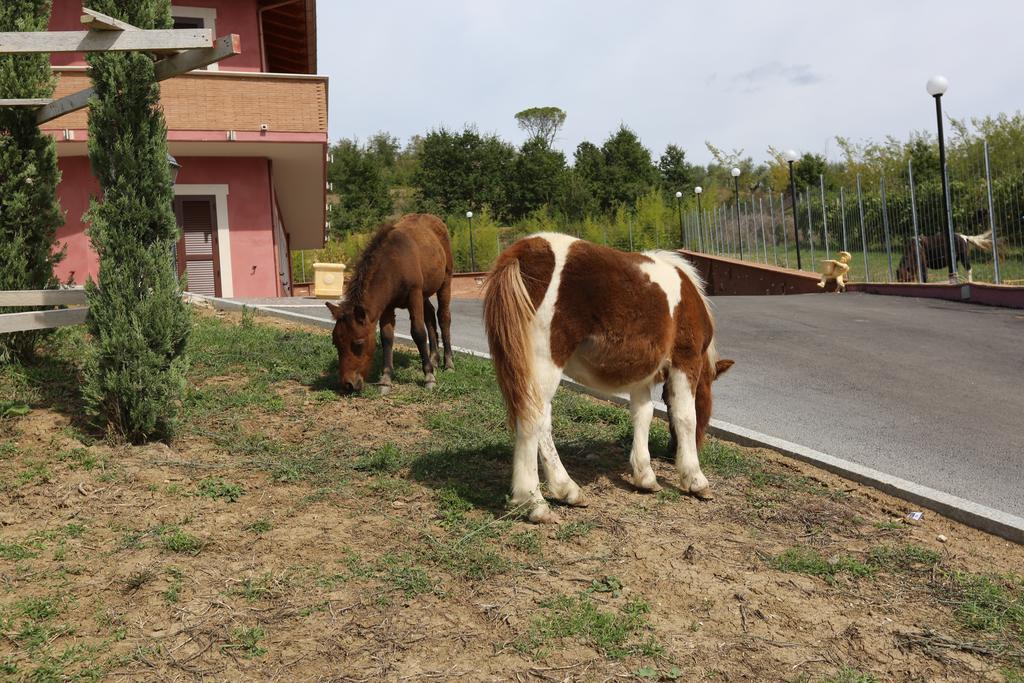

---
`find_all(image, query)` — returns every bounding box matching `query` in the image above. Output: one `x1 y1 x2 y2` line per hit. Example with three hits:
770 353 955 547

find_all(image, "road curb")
197 295 1024 545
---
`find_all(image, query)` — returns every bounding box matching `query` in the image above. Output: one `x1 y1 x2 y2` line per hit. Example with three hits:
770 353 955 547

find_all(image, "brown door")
174 196 222 297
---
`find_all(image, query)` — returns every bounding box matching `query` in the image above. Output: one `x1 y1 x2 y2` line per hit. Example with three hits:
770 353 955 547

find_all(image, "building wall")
49 0 264 72
53 156 280 298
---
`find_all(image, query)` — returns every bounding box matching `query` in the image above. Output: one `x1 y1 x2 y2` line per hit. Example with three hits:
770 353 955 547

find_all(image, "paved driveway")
240 293 1024 518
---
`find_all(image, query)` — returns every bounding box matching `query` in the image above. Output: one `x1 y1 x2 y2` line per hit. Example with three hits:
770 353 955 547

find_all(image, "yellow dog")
818 251 852 293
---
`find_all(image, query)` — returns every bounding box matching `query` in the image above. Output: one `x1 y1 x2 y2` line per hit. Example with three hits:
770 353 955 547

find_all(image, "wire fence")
675 141 1024 285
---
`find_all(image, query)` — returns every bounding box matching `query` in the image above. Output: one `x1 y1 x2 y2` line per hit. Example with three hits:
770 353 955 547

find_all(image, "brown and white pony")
484 233 734 523
327 213 455 393
895 230 992 283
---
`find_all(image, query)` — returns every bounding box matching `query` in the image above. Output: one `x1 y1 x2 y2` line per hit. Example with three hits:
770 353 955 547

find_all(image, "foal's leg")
378 307 396 393
628 387 661 492
437 278 455 370
662 382 678 456
422 296 441 368
406 289 436 389
667 368 711 499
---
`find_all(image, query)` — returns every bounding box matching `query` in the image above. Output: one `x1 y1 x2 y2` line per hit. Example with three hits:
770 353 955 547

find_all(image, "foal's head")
694 355 735 449
326 301 376 393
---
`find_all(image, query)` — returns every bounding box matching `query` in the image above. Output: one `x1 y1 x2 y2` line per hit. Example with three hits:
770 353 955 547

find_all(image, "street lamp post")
694 186 704 253
466 210 476 272
731 167 742 259
783 149 802 270
927 75 956 283
674 191 684 249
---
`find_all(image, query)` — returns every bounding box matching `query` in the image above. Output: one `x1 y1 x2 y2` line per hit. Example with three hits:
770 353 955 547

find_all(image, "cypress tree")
82 0 191 442
0 0 65 363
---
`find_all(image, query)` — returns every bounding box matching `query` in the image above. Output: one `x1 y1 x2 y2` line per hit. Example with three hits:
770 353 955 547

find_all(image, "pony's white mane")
646 250 720 375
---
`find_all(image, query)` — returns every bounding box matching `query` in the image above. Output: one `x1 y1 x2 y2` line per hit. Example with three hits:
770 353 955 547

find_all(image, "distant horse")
484 234 734 523
326 213 455 393
895 230 992 283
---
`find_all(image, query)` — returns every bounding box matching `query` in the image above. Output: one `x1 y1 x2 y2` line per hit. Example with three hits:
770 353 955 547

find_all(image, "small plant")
0 401 30 418
868 544 940 571
509 530 540 554
771 547 875 581
523 592 660 659
354 443 408 474
588 576 624 597
379 554 435 598
197 477 244 502
0 540 36 561
124 569 155 592
819 668 880 683
160 529 204 555
554 520 594 541
245 519 272 534
226 626 266 658
435 486 473 529
161 568 184 604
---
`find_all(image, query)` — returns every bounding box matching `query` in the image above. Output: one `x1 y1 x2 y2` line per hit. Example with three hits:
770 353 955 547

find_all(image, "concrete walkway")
234 293 1024 520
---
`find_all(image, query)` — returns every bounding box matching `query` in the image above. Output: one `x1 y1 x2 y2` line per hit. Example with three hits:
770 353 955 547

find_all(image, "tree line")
313 107 1024 272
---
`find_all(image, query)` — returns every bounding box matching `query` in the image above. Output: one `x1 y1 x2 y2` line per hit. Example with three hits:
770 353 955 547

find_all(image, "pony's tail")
964 229 993 252
484 255 540 430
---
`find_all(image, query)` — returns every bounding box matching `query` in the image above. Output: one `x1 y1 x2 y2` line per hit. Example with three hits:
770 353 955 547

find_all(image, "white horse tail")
483 253 540 429
963 229 993 252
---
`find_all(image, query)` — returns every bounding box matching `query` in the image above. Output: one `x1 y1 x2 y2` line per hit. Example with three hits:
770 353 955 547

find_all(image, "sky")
317 1 1024 166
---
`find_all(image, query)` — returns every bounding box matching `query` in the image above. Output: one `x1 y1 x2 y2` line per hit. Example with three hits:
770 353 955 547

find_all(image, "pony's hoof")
378 384 392 396
529 506 562 525
690 486 714 501
631 472 661 493
444 359 455 371
556 485 588 507
425 381 436 391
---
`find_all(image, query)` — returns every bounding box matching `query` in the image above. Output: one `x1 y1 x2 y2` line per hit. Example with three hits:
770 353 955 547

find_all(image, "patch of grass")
368 476 413 500
819 668 880 683
353 443 409 474
378 554 435 598
0 539 37 561
197 477 244 502
1002 667 1024 683
0 441 18 459
436 486 474 529
656 488 682 503
554 520 594 541
161 568 184 604
225 626 267 658
233 573 277 602
868 544 940 571
509 530 541 554
160 529 204 555
771 547 875 581
245 519 272 534
16 462 52 486
944 571 1024 637
57 447 102 471
13 596 62 621
699 439 760 478
873 519 907 530
523 592 661 659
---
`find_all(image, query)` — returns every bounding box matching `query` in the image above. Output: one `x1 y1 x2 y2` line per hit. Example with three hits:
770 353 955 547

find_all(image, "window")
171 6 218 70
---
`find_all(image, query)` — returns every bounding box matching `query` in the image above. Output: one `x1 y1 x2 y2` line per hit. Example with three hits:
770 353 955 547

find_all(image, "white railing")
0 289 88 334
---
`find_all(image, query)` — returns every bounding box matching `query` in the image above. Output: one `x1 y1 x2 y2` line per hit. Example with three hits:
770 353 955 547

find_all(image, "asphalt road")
246 294 1024 518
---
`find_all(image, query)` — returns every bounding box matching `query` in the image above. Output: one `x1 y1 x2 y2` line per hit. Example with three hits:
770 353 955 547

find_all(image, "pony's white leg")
538 402 585 506
667 368 711 499
967 268 973 283
628 387 660 492
511 413 554 524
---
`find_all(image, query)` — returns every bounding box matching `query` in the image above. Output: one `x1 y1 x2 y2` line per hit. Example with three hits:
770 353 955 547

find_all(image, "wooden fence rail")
0 289 89 334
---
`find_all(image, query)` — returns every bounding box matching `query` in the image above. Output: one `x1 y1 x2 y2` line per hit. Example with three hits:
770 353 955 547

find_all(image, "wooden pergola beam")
0 28 213 54
34 34 241 125
0 98 52 108
79 7 137 32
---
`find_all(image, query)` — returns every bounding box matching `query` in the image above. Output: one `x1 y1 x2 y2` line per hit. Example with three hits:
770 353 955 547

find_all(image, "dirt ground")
1 310 1022 682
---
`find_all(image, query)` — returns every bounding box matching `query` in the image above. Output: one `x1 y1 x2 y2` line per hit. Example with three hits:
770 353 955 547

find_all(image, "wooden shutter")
174 196 221 297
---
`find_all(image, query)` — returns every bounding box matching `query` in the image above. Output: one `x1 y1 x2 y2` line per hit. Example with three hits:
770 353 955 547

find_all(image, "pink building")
44 0 327 297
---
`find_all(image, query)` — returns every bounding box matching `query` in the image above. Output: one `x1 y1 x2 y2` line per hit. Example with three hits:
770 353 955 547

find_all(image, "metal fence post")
768 191 779 265
839 186 849 253
780 192 789 267
805 189 815 265
908 159 924 282
758 197 768 262
857 174 869 281
880 176 893 282
984 139 1002 284
819 174 830 257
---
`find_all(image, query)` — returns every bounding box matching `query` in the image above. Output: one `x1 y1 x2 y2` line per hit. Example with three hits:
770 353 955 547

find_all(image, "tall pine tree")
0 0 65 363
82 0 191 442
